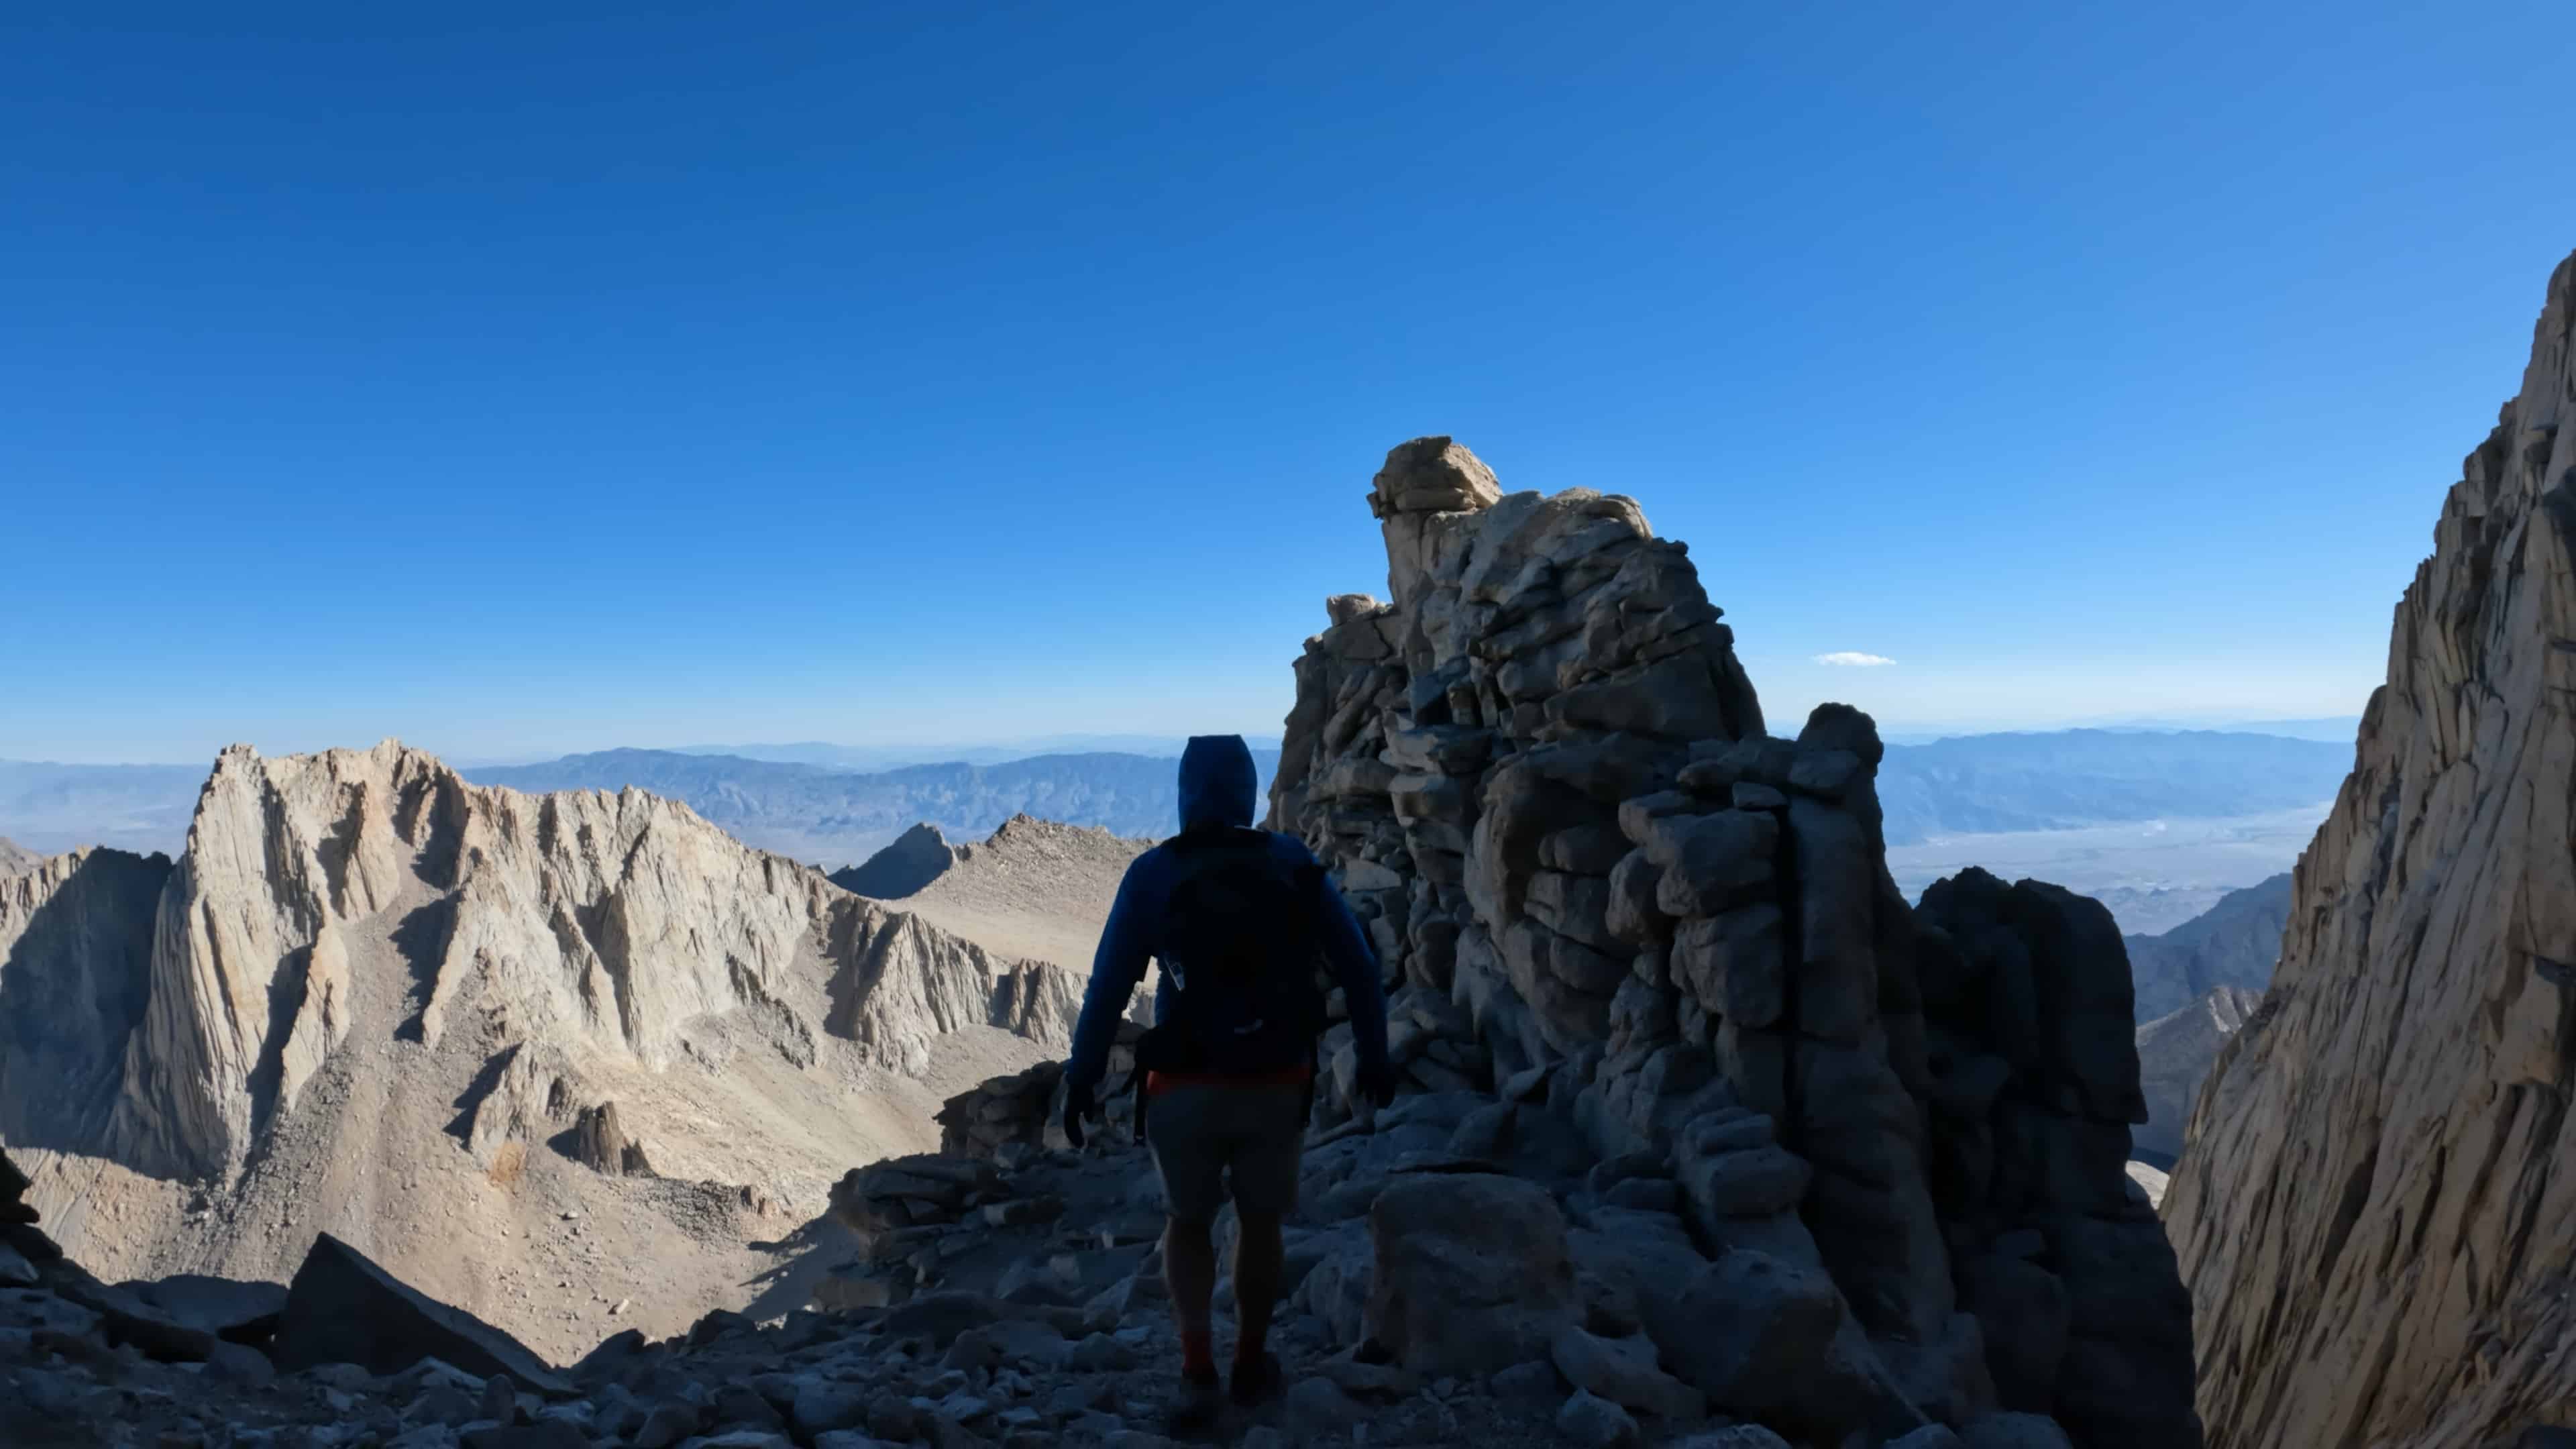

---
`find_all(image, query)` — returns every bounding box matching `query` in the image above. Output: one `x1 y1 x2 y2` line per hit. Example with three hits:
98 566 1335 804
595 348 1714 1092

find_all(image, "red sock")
1181 1328 1217 1382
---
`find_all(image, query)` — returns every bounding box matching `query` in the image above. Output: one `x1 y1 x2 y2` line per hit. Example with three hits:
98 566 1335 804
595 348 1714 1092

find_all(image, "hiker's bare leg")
1231 1209 1285 1360
1165 1214 1219 1362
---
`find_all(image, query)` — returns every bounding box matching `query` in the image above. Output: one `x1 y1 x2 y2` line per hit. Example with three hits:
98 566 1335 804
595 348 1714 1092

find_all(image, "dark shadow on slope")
390 896 455 1043
735 1214 864 1324
241 943 314 1148
443 1042 521 1146
0 849 172 1164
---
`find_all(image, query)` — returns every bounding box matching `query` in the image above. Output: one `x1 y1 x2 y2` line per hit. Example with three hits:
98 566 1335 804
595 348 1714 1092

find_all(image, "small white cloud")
1814 651 1896 667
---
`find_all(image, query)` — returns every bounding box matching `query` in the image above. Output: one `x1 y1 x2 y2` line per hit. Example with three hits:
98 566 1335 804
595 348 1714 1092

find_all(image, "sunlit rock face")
2167 248 2576 1449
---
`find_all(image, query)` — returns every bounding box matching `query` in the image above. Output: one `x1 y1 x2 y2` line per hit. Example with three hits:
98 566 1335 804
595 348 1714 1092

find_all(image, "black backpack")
1139 827 1330 1077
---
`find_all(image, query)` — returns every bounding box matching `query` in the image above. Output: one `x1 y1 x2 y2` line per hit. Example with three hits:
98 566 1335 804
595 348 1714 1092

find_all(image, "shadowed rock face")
2123 874 2290 1024
829 822 957 900
2133 985 2262 1165
0 846 172 1152
2166 250 2576 1449
1268 437 2200 1448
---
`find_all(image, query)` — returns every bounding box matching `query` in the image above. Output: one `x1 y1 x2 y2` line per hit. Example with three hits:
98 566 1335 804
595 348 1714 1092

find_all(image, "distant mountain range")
668 735 1284 771
464 748 1281 866
2 727 2344 871
2123 871 2292 1022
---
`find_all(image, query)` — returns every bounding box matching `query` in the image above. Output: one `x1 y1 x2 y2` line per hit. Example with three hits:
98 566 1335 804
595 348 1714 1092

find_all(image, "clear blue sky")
7 3 2574 764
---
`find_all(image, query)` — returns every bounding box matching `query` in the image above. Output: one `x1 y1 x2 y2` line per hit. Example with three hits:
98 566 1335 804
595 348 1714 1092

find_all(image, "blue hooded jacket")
1062 734 1390 1094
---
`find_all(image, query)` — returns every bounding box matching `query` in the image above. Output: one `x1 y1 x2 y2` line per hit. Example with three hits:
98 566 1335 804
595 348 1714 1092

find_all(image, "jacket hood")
1177 735 1258 833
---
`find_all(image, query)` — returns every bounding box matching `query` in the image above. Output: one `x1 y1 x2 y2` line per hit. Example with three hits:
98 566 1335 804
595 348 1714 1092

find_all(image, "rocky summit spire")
1269 437 2200 1448
2165 251 2576 1448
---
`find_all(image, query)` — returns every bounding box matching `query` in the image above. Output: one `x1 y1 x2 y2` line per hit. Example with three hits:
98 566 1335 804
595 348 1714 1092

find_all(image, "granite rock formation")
2166 252 2576 1447
1 742 1086 1357
1259 437 2200 1447
78 741 1079 1182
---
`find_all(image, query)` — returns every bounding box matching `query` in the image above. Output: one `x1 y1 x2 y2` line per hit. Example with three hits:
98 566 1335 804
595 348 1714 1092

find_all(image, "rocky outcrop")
2121 874 2289 1024
569 1100 655 1177
2131 985 2260 1165
1269 438 2199 1447
2166 253 2576 1447
1913 871 2197 1449
828 821 958 900
933 1020 1143 1162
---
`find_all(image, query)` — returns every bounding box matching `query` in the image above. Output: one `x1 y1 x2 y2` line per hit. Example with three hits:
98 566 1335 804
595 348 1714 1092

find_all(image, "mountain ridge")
0 739 1084 1357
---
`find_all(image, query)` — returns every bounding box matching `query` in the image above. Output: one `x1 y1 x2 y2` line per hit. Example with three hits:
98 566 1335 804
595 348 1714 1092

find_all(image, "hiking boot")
1229 1350 1283 1408
1167 1368 1225 1436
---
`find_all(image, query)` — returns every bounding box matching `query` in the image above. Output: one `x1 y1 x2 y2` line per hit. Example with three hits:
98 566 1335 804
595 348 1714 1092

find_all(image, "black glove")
1356 1059 1399 1110
1061 1079 1100 1149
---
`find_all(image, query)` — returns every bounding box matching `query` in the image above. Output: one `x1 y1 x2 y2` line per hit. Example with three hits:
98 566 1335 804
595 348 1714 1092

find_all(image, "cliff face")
1272 438 2200 1448
2166 252 2576 1448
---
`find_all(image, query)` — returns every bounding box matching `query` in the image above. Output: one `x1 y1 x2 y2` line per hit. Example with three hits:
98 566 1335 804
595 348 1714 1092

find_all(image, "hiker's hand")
1356 1060 1399 1110
1061 1081 1099 1149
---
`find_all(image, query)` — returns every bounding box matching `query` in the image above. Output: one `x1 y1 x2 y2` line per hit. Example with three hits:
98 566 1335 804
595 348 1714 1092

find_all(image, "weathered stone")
1603 850 1668 947
1714 1021 1788 1120
1527 871 1622 952
1365 1173 1578 1377
1669 906 1783 1027
1652 1248 1843 1425
1784 797 1877 1040
1554 1388 1641 1448
1539 824 1634 875
1326 592 1385 627
1676 1141 1809 1223
1550 1325 1705 1420
1369 436 1503 519
1641 811 1776 918
1614 791 1696 846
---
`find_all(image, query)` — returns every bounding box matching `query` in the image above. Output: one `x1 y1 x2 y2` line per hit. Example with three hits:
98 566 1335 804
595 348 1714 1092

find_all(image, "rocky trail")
2 1084 2086 1449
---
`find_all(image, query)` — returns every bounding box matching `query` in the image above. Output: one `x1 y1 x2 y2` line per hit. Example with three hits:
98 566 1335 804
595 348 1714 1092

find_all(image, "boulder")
1650 1248 1844 1428
270 1234 570 1394
1549 1324 1705 1420
1364 1173 1578 1377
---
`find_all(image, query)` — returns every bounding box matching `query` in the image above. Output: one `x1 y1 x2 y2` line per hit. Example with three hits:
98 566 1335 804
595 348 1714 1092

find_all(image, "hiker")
1059 733 1395 1428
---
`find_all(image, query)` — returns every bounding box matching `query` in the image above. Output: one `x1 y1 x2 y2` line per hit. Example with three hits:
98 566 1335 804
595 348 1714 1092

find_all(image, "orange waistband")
1143 1064 1314 1097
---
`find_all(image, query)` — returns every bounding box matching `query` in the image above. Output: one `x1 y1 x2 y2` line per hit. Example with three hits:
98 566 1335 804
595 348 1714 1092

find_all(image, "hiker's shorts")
1144 1081 1307 1225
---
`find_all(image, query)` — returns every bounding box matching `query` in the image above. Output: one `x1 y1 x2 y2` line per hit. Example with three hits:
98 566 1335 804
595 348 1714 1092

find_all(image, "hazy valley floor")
1888 802 2331 934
